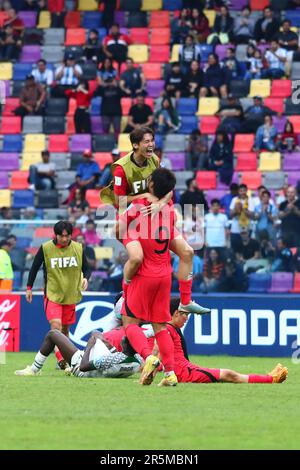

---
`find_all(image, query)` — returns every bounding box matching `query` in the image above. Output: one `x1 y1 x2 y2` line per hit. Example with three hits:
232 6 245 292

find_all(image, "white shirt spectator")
204 212 229 247
32 67 54 86
230 196 254 234
36 162 56 173
265 48 287 71
55 64 83 86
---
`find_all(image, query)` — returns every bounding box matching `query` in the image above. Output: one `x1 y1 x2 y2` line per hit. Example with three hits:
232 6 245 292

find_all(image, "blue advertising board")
19 293 300 357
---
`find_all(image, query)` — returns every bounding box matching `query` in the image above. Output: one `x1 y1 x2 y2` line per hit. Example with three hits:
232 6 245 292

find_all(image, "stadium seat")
130 28 149 45
0 11 9 26
285 10 300 27
0 189 11 207
94 246 114 260
271 79 291 98
240 171 262 189
23 27 43 45
165 152 185 171
121 98 132 116
150 45 170 63
19 11 37 27
283 152 300 171
250 0 269 9
264 97 284 114
176 98 198 116
64 11 81 29
127 11 148 28
91 116 103 134
24 134 46 152
150 28 170 45
197 97 219 116
290 273 300 293
141 63 161 80
20 45 41 63
12 80 24 98
247 273 272 293
170 44 180 62
64 46 83 61
288 116 300 133
37 189 59 208
85 190 101 209
264 172 286 189
3 135 23 153
48 134 69 153
42 45 64 63
146 80 164 98
163 0 182 10
82 11 102 29
2 98 20 116
13 63 32 81
44 116 65 134
118 134 131 153
34 227 53 238
249 79 271 98
0 172 9 189
0 153 19 170
196 171 217 190
149 11 170 28
78 0 98 10
70 134 92 153
142 0 162 9
199 116 220 134
164 134 186 152
93 135 115 152
50 153 69 170
21 152 41 170
199 44 214 62
233 134 255 153
120 0 141 10
229 80 250 98
285 99 299 116
268 272 293 293
91 97 102 116
203 9 216 27
23 116 43 134
43 28 65 45
56 171 76 189
128 45 148 63
1 116 21 134
259 152 281 172
46 98 68 116
287 171 300 186
174 171 194 191
94 152 113 170
13 190 34 208
37 10 51 28
235 153 257 171
0 62 12 80
180 116 199 134
65 28 86 46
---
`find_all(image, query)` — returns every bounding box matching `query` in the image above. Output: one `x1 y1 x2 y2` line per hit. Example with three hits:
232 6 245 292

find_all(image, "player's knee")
48 329 60 339
182 244 194 261
223 369 239 383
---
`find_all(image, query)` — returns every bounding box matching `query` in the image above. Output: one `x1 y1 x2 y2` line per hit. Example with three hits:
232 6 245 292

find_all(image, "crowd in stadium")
0 0 300 294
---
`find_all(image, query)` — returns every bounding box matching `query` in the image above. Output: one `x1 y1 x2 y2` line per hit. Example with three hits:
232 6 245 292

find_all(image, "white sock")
31 351 47 373
165 371 175 377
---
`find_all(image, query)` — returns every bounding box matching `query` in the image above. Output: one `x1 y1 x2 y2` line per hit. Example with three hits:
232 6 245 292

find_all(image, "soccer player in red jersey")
167 298 288 385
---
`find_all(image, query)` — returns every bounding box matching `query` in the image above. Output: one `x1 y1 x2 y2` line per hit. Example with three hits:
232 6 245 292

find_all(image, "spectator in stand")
221 48 245 86
164 62 186 99
52 53 83 98
119 58 146 98
216 94 244 134
15 74 46 117
31 59 54 89
83 219 101 247
235 229 261 263
101 0 117 30
271 238 293 272
21 0 46 11
178 35 201 73
102 251 128 292
0 239 13 291
84 29 104 64
76 234 97 272
124 94 153 133
65 80 93 134
200 53 227 98
292 246 300 272
102 23 131 67
262 40 288 79
245 46 263 81
277 20 298 54
209 131 233 186
200 249 224 293
252 185 275 208
98 76 122 139
98 148 120 188
230 184 254 250
204 199 229 252
68 216 82 240
276 121 299 152
97 58 117 87
186 129 208 170
190 8 210 44
254 190 278 241
171 8 192 45
68 188 90 221
156 97 180 134
220 183 239 218
47 0 65 28
219 255 248 292
276 184 289 206
243 96 276 133
75 149 101 192
3 8 24 37
278 185 300 247
185 60 203 98
0 23 22 60
179 177 209 213
6 234 26 272
28 150 56 190
254 114 278 151
208 5 234 45
254 6 280 43
233 6 254 45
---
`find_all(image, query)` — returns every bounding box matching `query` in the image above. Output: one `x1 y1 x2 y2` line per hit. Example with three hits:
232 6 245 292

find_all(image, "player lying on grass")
101 127 210 316
15 329 141 378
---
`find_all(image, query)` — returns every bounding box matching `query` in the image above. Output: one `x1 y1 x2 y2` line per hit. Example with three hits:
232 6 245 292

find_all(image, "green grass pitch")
1 353 299 450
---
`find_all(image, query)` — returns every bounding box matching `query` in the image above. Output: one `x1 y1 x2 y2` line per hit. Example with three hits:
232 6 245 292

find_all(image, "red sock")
248 374 273 383
179 279 192 305
55 349 63 363
125 324 152 360
155 329 174 373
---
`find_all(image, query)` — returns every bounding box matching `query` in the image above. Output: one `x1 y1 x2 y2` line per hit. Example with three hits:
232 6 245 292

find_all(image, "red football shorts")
122 274 171 324
44 297 76 325
178 364 220 383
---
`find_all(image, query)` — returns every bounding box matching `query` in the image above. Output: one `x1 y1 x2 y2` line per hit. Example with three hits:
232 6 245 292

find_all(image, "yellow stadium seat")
259 152 281 171
0 189 11 207
78 0 97 10
21 152 41 170
197 97 220 116
94 247 113 260
203 9 216 27
170 44 180 62
128 45 148 63
0 62 12 80
24 134 46 152
141 0 162 10
280 26 297 32
37 11 51 28
249 79 271 98
118 133 132 153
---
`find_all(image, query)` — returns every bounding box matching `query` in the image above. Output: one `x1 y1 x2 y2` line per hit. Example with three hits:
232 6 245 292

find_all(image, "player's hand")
26 290 32 303
141 201 163 217
82 278 88 291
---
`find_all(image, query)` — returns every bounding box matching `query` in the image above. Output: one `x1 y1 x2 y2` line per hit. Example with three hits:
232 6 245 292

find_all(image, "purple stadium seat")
120 27 129 35
114 11 126 27
287 171 300 186
146 80 165 98
217 172 239 189
283 153 300 171
257 44 269 55
70 134 92 152
0 153 19 171
20 46 41 63
91 116 104 134
272 116 287 133
19 11 37 27
165 152 185 171
268 272 293 293
248 273 272 293
230 0 248 9
205 189 227 205
0 172 9 189
215 44 234 60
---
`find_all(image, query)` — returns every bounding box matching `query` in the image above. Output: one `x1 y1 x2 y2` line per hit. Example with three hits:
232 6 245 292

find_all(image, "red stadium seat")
250 0 269 9
141 63 161 80
196 171 217 190
149 45 170 63
290 273 300 293
235 153 257 171
86 189 102 208
3 98 20 116
34 227 54 238
0 11 9 26
150 28 171 45
94 152 113 170
88 79 98 95
233 134 255 153
10 171 29 190
130 28 149 44
149 11 170 28
64 11 81 28
271 79 291 98
240 171 262 189
65 28 86 46
121 97 132 116
199 116 220 134
288 116 300 133
48 134 69 152
1 116 21 134
264 97 284 114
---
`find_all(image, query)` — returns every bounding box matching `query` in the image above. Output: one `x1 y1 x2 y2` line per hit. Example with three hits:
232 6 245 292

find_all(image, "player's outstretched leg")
220 363 288 384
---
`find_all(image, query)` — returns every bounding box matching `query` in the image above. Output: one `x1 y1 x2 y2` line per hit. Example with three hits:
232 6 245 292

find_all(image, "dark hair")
230 183 239 191
7 234 16 240
208 53 219 64
171 61 180 68
258 185 266 191
129 127 154 146
54 221 73 236
261 190 271 198
170 297 180 316
0 239 9 249
38 59 46 65
86 219 95 226
205 248 222 277
79 79 89 90
284 120 294 133
216 131 230 145
186 177 194 188
42 150 50 158
239 184 248 190
111 22 120 29
211 199 220 205
89 28 99 35
101 57 114 71
282 19 291 26
150 168 176 199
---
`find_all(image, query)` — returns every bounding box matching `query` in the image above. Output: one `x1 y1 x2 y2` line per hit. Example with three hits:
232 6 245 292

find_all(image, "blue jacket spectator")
76 150 101 189
254 115 278 151
200 53 227 99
